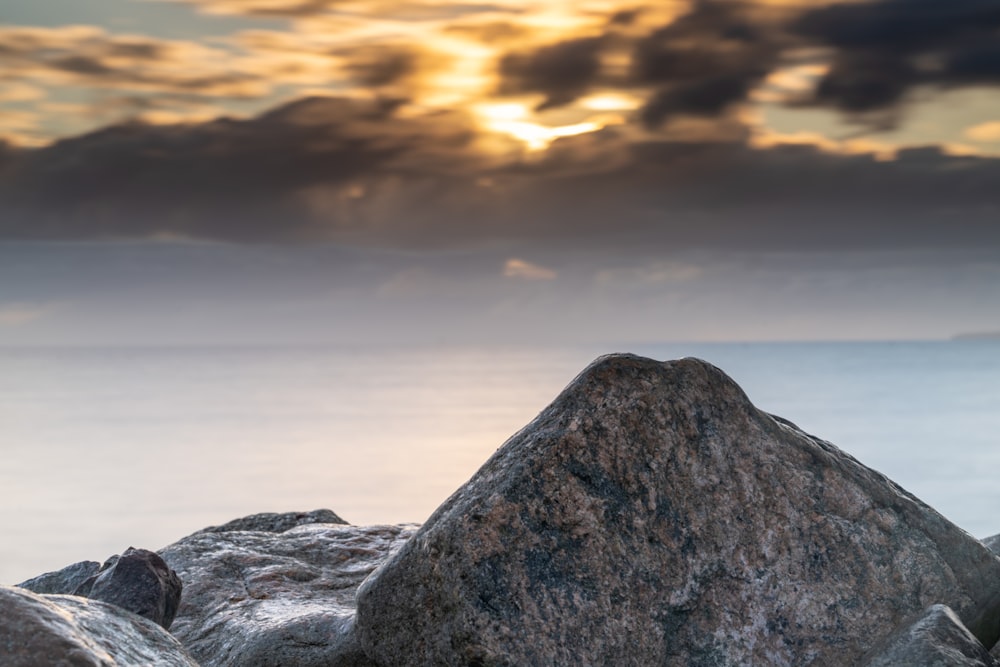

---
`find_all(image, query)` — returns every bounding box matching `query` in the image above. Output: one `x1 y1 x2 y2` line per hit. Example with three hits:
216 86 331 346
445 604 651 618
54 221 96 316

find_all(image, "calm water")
1 341 998 584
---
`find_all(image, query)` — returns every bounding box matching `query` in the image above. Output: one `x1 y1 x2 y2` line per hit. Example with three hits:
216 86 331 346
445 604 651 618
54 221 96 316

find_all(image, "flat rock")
862 604 998 666
355 354 1000 667
0 584 198 667
74 547 183 630
160 515 416 667
17 560 100 595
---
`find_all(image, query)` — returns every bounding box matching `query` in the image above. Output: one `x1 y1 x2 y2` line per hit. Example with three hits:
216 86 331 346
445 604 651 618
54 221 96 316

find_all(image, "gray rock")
75 547 183 630
194 509 347 534
355 354 1000 667
159 516 416 667
0 584 198 666
862 604 999 666
17 560 100 595
983 533 1000 556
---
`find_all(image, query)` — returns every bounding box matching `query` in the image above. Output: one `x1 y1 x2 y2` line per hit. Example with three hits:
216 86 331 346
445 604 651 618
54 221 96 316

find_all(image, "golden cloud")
503 258 557 280
965 121 1000 143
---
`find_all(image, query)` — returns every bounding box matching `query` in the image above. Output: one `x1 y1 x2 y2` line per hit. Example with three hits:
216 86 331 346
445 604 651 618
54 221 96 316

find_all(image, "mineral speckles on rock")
355 354 1000 667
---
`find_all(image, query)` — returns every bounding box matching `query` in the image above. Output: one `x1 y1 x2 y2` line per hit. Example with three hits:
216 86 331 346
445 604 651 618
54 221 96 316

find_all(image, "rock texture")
159 512 416 667
984 534 1000 556
195 509 347 534
17 560 100 595
861 604 999 666
355 354 1000 667
0 584 198 667
73 547 183 630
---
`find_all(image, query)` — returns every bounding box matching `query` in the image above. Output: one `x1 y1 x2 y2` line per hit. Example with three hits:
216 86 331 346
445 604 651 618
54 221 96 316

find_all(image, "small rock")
194 509 347 534
355 354 1000 666
17 560 100 595
862 604 999 666
76 547 183 630
0 584 198 667
159 513 416 667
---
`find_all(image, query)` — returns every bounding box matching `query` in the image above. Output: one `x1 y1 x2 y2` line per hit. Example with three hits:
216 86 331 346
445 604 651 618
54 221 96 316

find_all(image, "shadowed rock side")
160 518 417 667
0 585 198 667
355 354 1000 667
861 604 999 667
74 547 183 630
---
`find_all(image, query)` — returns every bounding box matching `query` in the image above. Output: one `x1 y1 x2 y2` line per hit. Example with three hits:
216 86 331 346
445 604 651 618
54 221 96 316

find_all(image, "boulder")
861 604 998 666
195 509 347 534
159 513 416 667
0 584 198 667
355 354 1000 666
17 559 100 595
74 547 183 630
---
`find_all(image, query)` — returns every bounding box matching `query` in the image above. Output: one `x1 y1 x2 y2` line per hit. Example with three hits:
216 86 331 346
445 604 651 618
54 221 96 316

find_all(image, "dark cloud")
344 47 420 87
0 96 481 242
3 93 1000 254
792 0 1000 116
498 37 605 110
812 51 915 113
50 55 118 77
629 1 779 126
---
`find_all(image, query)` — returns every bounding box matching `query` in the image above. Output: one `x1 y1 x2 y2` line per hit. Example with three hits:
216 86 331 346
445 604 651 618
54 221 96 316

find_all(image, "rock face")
73 547 183 630
861 604 999 666
355 354 1000 666
17 560 100 595
0 584 198 667
195 509 347 534
159 512 416 667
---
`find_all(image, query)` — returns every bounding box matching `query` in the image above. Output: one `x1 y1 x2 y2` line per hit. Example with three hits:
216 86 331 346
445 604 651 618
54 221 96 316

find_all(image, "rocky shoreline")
4 355 1000 666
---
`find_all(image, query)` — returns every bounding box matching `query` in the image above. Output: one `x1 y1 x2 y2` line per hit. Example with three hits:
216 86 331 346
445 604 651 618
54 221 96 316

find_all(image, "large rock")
74 547 183 630
861 604 999 666
0 584 198 667
355 354 1000 666
159 512 416 667
195 509 347 534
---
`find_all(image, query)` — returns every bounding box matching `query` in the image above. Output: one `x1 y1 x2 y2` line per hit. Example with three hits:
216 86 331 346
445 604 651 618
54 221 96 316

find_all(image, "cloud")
0 25 267 98
966 121 1000 143
503 258 557 280
2 89 1000 255
790 0 1000 121
498 37 606 110
0 303 49 326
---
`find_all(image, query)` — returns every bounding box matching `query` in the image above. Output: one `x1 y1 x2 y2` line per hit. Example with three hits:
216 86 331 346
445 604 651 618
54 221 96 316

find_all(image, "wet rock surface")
861 604 999 667
355 354 1000 667
160 515 416 667
0 584 198 667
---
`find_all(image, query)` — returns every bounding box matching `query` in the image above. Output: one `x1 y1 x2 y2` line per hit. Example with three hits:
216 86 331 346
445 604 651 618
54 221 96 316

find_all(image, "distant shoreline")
952 332 1000 341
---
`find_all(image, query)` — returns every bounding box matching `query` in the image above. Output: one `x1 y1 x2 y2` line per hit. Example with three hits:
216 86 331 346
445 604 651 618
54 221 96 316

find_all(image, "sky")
1 0 1000 345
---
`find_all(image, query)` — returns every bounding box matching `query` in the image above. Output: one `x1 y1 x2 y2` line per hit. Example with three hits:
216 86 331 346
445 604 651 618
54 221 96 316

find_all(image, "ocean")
1 341 998 585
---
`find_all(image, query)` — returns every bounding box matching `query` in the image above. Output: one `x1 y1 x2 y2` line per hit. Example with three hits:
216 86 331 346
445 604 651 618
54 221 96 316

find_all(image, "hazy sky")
2 0 999 344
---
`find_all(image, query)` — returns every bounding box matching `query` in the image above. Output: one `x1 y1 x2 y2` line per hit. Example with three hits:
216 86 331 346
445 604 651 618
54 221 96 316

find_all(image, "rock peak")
357 354 1000 666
